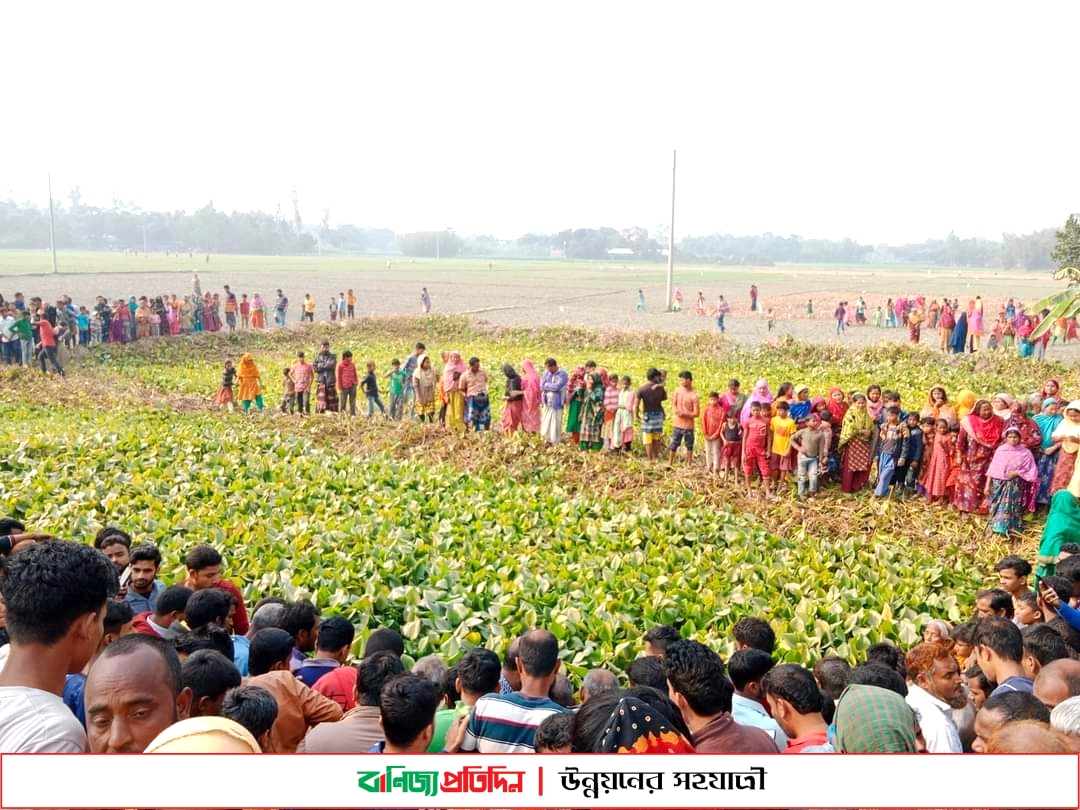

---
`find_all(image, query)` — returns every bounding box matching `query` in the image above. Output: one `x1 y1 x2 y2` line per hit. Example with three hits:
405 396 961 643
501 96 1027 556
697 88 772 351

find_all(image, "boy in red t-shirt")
702 391 725 474
743 401 771 498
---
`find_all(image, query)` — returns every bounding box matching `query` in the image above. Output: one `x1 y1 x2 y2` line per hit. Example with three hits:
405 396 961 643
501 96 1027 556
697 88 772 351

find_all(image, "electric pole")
48 175 58 274
665 150 676 311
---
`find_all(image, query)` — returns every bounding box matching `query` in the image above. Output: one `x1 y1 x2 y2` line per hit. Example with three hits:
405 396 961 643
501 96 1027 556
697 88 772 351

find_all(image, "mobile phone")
119 565 132 589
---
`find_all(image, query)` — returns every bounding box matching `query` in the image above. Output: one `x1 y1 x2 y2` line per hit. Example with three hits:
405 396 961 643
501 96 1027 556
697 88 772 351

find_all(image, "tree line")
0 193 1059 269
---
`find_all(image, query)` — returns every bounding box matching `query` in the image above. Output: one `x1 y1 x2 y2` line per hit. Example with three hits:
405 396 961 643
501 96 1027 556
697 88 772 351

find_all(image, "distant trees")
0 194 1062 269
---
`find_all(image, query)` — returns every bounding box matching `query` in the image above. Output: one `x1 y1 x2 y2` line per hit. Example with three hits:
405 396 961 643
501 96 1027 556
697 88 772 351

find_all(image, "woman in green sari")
1037 461 1080 577
579 372 606 451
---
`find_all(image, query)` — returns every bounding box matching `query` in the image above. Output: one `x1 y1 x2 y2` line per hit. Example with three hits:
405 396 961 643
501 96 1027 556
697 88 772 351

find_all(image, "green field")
2 315 1073 670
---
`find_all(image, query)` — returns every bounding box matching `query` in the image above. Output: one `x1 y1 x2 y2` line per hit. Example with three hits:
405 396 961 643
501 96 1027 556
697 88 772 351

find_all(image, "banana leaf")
1030 297 1078 339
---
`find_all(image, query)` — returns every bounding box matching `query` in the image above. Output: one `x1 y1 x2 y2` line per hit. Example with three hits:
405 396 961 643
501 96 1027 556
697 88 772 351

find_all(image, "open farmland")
1 309 1075 669
1 249 1073 360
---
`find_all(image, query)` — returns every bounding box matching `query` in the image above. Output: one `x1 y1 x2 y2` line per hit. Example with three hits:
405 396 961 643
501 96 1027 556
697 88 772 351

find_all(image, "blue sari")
949 312 968 354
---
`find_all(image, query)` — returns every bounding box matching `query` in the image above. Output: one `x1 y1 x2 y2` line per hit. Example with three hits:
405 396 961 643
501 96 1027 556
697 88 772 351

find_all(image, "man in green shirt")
428 648 501 752
11 312 32 367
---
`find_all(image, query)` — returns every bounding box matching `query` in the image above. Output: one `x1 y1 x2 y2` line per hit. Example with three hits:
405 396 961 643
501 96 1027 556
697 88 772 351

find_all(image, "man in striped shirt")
459 630 567 753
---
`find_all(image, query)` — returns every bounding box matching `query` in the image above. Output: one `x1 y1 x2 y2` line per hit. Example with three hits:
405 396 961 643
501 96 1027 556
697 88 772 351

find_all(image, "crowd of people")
1 524 1079 758
209 332 1080 548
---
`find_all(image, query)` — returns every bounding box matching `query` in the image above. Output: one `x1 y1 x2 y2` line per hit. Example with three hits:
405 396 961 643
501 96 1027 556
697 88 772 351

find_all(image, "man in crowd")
643 624 680 657
64 600 134 725
0 517 51 555
729 648 787 749
132 585 191 639
499 637 521 694
972 691 1050 752
373 674 442 754
1021 624 1071 679
975 589 1015 620
994 555 1032 609
762 663 834 752
1033 659 1080 711
221 684 278 752
84 635 193 753
125 543 166 614
296 616 354 687
95 527 131 576
540 358 569 444
182 544 249 635
0 542 116 752
182 649 242 718
299 650 404 752
662 639 778 752
459 356 490 432
245 628 342 752
458 629 567 753
628 655 668 692
733 616 776 654
282 599 320 672
904 642 964 753
430 648 501 753
580 669 618 704
973 617 1032 697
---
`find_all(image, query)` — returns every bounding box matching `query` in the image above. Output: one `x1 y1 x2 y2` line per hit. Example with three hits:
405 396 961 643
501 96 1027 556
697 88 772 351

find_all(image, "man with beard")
904 642 965 752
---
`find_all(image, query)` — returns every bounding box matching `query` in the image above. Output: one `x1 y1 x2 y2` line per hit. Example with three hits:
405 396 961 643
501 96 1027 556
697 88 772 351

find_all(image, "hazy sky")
2 1 1076 243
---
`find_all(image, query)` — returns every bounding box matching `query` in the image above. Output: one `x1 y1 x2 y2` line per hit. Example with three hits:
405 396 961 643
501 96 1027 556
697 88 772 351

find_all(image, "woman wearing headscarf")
1034 398 1064 507
612 375 636 452
985 427 1040 536
838 392 874 493
954 389 977 422
251 293 266 330
740 378 773 426
572 692 695 754
920 385 956 425
565 365 587 444
789 385 813 425
579 371 606 451
949 310 969 354
834 685 919 753
500 364 524 435
952 399 1004 513
991 394 1015 422
1050 401 1080 496
236 354 265 412
144 716 262 754
1036 378 1063 407
412 354 437 423
442 351 467 433
520 359 542 434
1037 463 1080 577
865 384 884 423
970 296 985 351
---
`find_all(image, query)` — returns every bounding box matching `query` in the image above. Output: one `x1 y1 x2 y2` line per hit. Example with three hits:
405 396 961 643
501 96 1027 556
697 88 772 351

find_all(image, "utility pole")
47 175 58 274
435 231 440 260
665 150 676 311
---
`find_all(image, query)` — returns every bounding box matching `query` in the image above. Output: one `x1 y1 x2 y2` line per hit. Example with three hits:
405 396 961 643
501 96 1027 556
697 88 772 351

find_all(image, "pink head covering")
740 378 773 425
986 429 1038 483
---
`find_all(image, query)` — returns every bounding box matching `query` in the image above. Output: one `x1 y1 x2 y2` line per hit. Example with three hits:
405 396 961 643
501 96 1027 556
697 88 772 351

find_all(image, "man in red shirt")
762 663 834 752
182 545 249 635
35 316 64 375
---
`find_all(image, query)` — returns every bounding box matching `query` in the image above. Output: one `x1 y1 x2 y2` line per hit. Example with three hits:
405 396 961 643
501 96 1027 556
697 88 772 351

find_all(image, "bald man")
986 719 1071 753
1033 659 1080 711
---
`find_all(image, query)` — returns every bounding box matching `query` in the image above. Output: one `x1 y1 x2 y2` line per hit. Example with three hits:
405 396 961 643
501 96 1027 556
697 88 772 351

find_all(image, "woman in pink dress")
520 359 542 434
969 295 985 351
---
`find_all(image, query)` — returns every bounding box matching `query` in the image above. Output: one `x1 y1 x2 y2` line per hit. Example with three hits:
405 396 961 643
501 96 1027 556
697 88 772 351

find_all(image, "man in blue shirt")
124 544 165 614
729 649 788 750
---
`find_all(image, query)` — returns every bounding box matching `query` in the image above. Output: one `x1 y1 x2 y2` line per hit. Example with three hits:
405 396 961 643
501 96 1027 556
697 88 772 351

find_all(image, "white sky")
1 1 1076 243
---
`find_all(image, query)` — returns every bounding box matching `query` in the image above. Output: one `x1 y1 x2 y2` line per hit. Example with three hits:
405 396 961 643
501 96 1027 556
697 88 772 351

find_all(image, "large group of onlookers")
1 519 1080 758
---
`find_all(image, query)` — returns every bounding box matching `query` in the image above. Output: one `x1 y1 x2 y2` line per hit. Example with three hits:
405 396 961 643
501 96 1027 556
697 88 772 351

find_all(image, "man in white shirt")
904 642 965 753
729 649 788 749
0 541 118 752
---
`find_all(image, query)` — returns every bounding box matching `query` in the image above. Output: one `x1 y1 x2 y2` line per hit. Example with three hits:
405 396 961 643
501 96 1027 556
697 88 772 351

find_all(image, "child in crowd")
766 308 776 331
239 294 250 329
893 412 926 498
534 713 574 754
1013 591 1043 626
387 359 407 420
702 391 724 473
768 400 796 489
280 367 295 414
744 401 771 498
720 410 743 482
874 406 910 497
214 360 236 412
601 372 621 451
791 413 828 499
921 418 955 504
363 361 386 418
76 306 91 347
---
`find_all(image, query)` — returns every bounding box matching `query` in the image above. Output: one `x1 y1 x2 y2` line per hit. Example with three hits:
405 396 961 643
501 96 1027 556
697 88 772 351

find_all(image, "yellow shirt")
303 298 316 313
770 415 796 455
